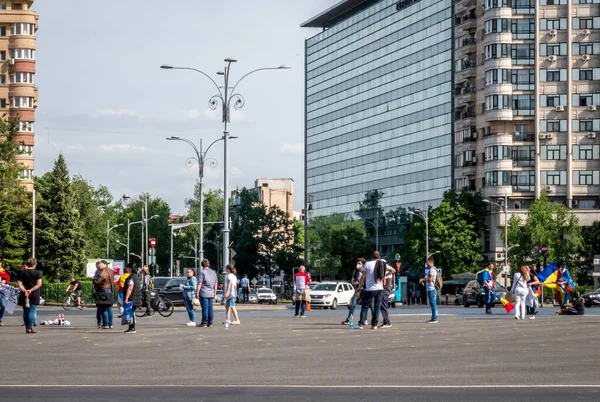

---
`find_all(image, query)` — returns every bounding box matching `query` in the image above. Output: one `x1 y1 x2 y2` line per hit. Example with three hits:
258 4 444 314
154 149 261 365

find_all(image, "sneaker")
515 316 520 320
78 306 84 310
300 315 306 318
342 319 349 325
231 321 241 325
197 323 207 328
381 324 392 329
294 314 299 317
357 325 364 330
101 326 110 329
186 322 196 327
124 328 136 334
0 321 3 326
33 322 37 326
528 316 536 320
109 326 114 329
371 326 377 330
207 324 212 328
426 319 438 324
485 310 492 315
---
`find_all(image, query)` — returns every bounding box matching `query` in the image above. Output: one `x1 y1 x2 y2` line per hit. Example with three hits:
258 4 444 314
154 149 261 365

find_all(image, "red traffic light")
150 238 156 248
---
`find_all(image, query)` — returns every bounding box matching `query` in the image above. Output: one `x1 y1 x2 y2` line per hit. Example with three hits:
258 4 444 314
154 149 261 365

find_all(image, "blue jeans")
23 303 37 329
200 296 214 325
183 297 195 322
428 289 438 321
0 295 7 322
99 305 113 326
484 287 493 311
347 291 359 318
359 290 383 327
295 300 306 316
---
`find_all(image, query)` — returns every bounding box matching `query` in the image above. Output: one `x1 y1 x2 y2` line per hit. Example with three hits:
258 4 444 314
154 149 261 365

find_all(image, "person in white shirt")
419 258 438 323
511 265 530 320
357 251 386 330
224 264 240 325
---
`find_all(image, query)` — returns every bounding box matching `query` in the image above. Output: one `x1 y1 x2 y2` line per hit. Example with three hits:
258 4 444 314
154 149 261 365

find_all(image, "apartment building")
0 0 38 190
254 178 294 218
454 0 600 258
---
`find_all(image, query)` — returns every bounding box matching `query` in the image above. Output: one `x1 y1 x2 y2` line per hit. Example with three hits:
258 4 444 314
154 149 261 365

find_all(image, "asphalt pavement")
0 304 598 401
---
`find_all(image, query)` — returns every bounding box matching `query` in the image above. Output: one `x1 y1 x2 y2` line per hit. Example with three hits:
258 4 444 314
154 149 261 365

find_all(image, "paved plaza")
0 305 599 400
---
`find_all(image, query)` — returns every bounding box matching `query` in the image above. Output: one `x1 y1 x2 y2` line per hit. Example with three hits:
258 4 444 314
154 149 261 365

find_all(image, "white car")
310 282 354 310
256 288 277 304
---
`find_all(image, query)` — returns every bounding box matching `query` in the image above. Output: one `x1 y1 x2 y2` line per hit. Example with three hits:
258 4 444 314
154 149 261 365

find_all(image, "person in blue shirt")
240 274 250 304
181 269 198 327
482 263 496 315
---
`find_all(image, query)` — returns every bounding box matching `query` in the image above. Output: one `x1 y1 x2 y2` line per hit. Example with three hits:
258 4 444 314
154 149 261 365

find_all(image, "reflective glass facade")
305 0 453 222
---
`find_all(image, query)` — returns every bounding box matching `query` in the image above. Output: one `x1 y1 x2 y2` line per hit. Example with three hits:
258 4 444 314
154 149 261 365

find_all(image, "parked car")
310 282 354 310
462 280 508 308
248 289 258 304
256 288 278 304
308 282 320 291
150 276 186 306
582 288 600 307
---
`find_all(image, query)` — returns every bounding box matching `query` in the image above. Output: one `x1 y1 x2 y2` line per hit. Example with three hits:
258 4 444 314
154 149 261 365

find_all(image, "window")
9 48 35 60
541 145 567 160
540 69 567 82
0 75 4 85
9 72 34 84
16 144 32 156
573 119 600 132
485 69 511 86
11 96 34 108
511 69 535 90
541 171 566 185
485 171 510 187
0 99 5 108
573 171 600 185
0 27 5 37
511 44 535 64
511 170 535 191
512 145 535 166
0 4 5 10
580 120 593 131
573 18 597 29
540 95 567 107
485 19 510 34
540 43 567 56
485 95 510 110
513 95 535 115
540 0 567 4
485 146 511 161
20 169 33 181
576 69 594 80
573 94 597 107
540 19 567 30
0 51 5 61
573 43 600 56
511 19 535 39
10 23 35 36
573 145 599 160
18 121 33 132
540 120 567 132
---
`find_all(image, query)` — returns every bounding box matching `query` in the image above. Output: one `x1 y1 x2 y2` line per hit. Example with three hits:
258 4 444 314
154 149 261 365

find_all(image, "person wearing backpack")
357 251 386 330
419 258 439 324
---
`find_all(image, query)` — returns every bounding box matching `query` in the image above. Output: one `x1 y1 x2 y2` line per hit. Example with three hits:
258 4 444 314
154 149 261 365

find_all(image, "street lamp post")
408 205 431 261
106 222 123 259
483 193 509 276
161 59 290 272
166 136 233 265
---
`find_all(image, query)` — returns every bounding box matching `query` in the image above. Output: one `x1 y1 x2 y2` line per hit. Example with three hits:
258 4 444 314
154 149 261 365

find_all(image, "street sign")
395 253 401 261
395 262 401 269
251 278 258 286
541 244 548 254
150 238 156 248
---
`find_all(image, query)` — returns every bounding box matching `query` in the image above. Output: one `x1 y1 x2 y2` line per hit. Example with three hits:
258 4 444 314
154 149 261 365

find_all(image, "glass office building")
302 0 454 253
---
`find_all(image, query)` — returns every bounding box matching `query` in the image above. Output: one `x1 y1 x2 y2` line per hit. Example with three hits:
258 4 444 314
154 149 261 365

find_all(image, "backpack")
476 269 486 286
147 276 154 291
435 270 443 291
374 260 386 281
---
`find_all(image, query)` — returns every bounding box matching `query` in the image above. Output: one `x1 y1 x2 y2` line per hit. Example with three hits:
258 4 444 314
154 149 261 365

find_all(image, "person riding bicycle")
65 277 83 309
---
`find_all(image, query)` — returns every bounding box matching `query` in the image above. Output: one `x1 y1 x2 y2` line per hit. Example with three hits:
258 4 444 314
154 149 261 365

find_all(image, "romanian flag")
536 261 575 304
492 292 514 313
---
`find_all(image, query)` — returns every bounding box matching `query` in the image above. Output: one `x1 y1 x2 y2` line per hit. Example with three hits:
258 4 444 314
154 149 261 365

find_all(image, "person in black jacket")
123 263 142 334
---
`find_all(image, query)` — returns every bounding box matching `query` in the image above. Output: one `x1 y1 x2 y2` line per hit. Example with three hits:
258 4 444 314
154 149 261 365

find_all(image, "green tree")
36 154 86 279
429 201 482 276
0 115 31 270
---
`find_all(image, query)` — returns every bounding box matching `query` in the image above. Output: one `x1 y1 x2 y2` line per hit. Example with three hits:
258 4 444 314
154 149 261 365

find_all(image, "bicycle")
62 292 86 310
135 293 174 318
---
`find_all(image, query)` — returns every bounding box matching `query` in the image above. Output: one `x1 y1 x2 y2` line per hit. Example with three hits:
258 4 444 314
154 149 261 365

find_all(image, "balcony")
483 6 512 19
455 17 477 34
483 132 513 146
512 159 535 167
484 83 512 96
455 109 477 126
455 86 477 106
456 38 477 59
484 57 512 69
485 109 513 121
461 184 477 192
485 159 513 171
454 0 475 14
484 32 512 46
483 186 513 198
513 132 535 142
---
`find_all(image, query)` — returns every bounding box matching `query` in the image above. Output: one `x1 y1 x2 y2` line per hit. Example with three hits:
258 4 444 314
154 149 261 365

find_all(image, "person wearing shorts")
224 264 240 325
65 277 83 309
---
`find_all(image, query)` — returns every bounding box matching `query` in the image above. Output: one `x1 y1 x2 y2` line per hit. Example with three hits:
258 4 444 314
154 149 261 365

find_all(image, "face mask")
356 264 362 269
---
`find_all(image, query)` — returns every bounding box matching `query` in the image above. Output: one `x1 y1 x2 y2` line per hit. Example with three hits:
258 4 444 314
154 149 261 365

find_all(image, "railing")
513 133 535 141
462 135 477 143
512 159 535 167
462 37 477 46
462 184 477 191
455 86 477 95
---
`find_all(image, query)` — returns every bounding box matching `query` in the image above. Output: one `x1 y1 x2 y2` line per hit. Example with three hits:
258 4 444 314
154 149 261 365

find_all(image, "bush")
41 282 97 304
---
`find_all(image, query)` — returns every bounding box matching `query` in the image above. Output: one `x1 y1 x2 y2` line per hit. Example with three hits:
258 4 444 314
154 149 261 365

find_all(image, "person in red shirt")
0 262 11 325
294 266 311 317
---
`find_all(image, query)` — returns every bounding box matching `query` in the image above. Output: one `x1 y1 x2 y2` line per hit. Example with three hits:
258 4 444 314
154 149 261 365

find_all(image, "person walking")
17 258 42 334
294 265 311 318
358 251 386 330
123 263 142 334
196 259 218 327
181 268 197 327
93 260 114 329
511 265 530 320
482 263 496 315
526 266 540 320
379 260 397 328
342 258 365 325
224 264 240 326
0 262 11 326
240 274 250 304
419 258 438 324
141 266 153 317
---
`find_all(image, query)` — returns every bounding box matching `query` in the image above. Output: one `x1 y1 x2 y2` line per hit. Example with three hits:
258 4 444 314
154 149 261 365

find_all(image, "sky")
32 0 338 214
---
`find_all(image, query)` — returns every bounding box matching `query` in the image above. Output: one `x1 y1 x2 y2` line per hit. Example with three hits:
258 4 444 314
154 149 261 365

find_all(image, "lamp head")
160 65 174 69
224 57 238 63
278 65 292 69
483 199 491 204
167 136 180 140
122 194 131 200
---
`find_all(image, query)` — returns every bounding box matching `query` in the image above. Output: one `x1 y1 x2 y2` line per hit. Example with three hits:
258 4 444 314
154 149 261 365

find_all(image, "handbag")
192 297 200 308
121 302 133 325
94 292 114 306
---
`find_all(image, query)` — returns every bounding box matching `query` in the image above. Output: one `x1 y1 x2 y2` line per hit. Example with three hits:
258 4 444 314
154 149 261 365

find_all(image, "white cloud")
280 142 304 156
231 167 245 180
96 109 142 119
